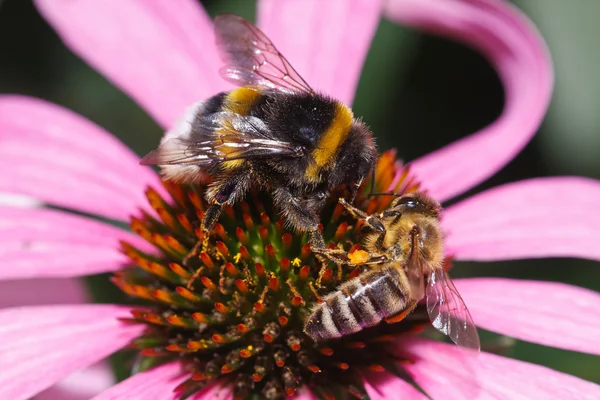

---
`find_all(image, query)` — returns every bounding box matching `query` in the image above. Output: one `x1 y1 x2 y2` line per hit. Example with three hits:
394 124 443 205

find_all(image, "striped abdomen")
304 266 411 342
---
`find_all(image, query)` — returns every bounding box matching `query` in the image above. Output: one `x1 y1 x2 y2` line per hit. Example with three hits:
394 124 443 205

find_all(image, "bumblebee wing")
214 14 313 94
426 269 480 351
140 112 303 166
140 137 217 166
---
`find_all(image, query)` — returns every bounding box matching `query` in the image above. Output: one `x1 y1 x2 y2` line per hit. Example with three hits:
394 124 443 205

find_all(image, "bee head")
392 193 443 269
391 192 441 219
327 120 377 191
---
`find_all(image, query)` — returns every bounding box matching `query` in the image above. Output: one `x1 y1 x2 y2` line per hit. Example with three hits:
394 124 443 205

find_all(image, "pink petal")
0 305 144 400
92 364 230 400
385 0 553 202
257 0 382 105
365 371 428 400
36 362 115 400
0 206 152 280
442 177 600 261
455 278 600 356
91 363 184 400
396 337 600 399
293 387 319 400
0 96 164 221
0 278 89 308
188 380 231 400
35 0 228 129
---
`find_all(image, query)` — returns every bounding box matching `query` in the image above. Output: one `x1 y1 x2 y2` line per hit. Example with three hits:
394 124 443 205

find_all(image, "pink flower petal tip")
0 96 164 221
456 278 600 356
92 363 231 400
385 0 553 202
0 206 153 280
393 338 600 399
443 177 600 262
36 362 115 400
0 305 144 400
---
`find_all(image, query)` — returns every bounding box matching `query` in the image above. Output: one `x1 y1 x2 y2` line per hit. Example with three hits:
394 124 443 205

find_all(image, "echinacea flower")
1 0 600 399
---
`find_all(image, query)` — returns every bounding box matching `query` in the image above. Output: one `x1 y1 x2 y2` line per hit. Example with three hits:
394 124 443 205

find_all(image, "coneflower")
1 0 599 399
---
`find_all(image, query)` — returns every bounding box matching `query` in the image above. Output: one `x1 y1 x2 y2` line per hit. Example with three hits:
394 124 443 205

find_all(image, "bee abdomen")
304 268 408 342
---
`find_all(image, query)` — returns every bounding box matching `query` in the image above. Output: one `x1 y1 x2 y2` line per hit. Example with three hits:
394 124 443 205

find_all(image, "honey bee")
304 193 480 350
141 15 376 251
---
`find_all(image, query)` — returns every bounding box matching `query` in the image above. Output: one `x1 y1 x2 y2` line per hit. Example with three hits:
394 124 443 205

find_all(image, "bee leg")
384 300 418 324
308 281 323 303
272 187 331 286
356 253 389 266
312 247 349 282
181 210 219 267
339 197 388 253
308 229 326 249
381 208 402 222
182 202 225 267
339 198 386 233
371 209 407 253
308 231 332 287
348 176 365 203
306 230 343 286
311 247 349 265
200 178 248 251
202 202 223 233
338 197 369 220
181 202 222 269
373 228 388 253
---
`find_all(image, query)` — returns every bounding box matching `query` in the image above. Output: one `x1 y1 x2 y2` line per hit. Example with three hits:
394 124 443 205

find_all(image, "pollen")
117 150 433 399
348 249 370 264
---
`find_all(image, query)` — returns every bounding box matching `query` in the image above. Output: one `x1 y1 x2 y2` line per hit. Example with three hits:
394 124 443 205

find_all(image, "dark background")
1 0 598 384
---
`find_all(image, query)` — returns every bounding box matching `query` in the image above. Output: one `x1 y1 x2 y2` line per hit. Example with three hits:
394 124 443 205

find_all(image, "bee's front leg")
339 198 386 233
348 176 365 203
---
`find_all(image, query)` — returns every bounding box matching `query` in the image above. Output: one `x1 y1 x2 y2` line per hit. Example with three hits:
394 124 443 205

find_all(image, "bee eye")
316 191 327 201
398 197 418 208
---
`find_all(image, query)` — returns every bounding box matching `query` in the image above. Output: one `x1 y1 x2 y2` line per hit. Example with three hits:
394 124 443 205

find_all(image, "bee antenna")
367 191 403 198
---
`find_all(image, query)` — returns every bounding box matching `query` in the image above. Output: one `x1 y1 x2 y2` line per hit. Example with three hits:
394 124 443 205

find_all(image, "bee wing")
140 112 303 166
426 268 480 351
140 137 219 166
214 14 314 94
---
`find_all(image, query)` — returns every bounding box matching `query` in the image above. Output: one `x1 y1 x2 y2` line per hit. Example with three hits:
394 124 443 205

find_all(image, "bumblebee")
304 193 480 351
141 15 377 251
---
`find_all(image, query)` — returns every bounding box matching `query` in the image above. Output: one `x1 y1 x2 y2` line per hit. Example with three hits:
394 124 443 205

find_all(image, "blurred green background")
1 0 598 386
